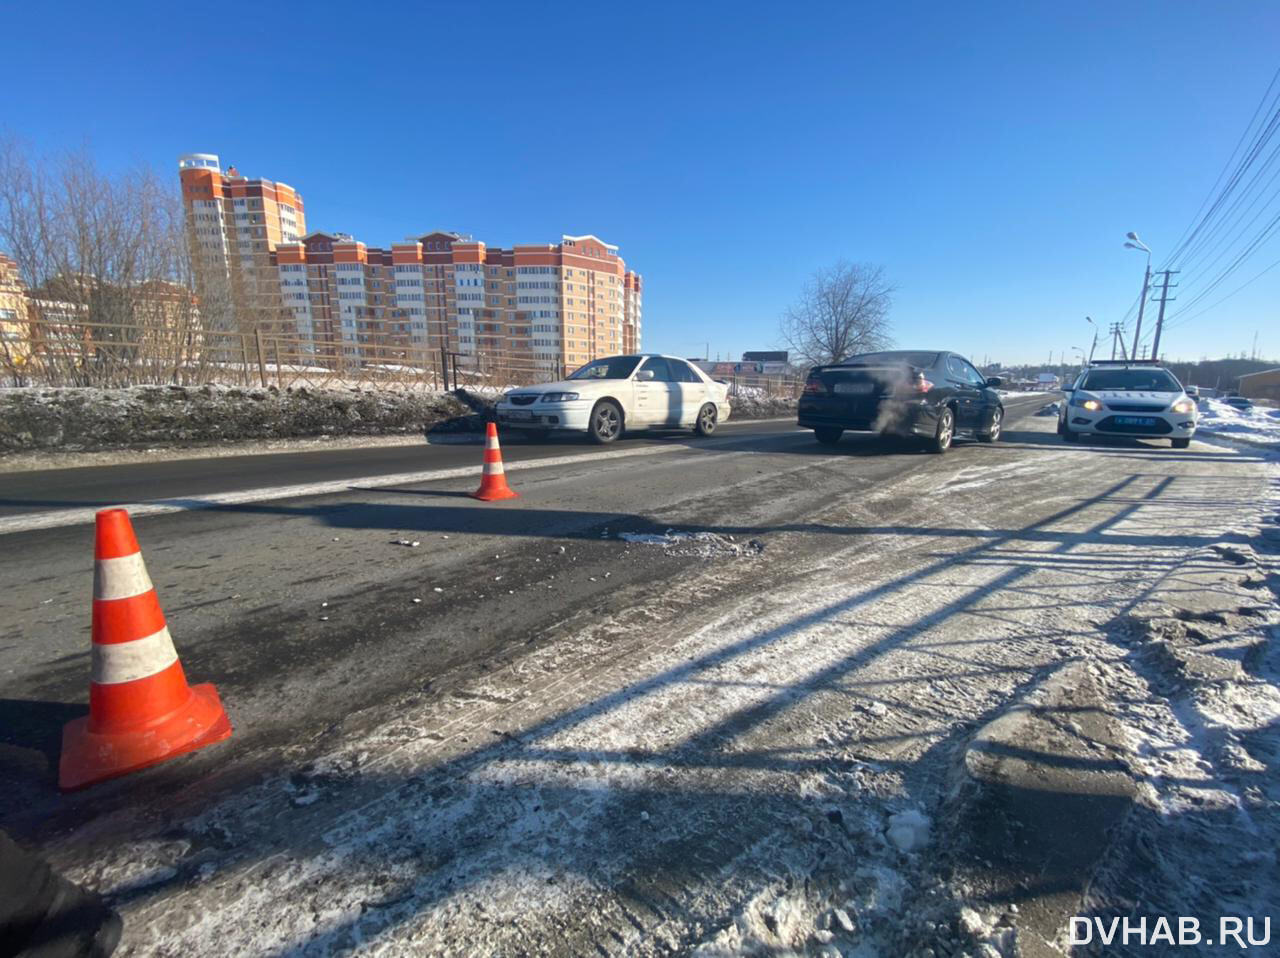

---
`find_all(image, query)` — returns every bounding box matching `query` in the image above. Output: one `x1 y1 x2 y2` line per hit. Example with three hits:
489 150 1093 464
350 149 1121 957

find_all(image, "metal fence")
1 316 804 398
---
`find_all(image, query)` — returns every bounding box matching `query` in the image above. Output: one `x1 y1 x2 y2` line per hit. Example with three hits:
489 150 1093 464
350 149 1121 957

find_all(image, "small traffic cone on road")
471 421 520 502
58 508 232 791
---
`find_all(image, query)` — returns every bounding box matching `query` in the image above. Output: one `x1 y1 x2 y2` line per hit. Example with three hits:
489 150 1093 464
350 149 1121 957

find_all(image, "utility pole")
1148 269 1178 362
1252 330 1259 360
1130 262 1152 360
1108 322 1128 360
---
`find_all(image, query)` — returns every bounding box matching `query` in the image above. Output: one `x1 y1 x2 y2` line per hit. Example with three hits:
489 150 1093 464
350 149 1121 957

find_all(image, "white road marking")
0 428 807 536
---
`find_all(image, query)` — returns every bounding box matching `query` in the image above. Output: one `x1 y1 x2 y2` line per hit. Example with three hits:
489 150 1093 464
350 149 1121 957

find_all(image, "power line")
1164 68 1280 272
1147 65 1280 337
1160 251 1280 331
1168 206 1280 318
1162 65 1280 266
1172 142 1280 281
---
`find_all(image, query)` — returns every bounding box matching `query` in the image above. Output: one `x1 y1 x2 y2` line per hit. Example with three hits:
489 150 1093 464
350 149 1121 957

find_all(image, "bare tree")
0 137 202 386
780 260 894 367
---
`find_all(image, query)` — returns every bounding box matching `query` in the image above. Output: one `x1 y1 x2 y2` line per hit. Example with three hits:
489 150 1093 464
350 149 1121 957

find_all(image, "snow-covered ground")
1196 397 1280 447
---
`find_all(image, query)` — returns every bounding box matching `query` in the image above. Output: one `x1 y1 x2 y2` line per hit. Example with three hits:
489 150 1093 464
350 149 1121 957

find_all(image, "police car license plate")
1114 416 1157 426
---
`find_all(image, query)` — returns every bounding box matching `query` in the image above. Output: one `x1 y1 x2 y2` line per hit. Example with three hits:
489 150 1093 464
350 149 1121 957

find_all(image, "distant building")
623 271 643 354
0 253 30 372
1238 367 1280 401
179 152 305 339
737 350 790 375
272 230 642 375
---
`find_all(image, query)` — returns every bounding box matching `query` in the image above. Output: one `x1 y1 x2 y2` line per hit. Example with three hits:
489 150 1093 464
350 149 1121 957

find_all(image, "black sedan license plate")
1114 416 1157 426
833 381 874 395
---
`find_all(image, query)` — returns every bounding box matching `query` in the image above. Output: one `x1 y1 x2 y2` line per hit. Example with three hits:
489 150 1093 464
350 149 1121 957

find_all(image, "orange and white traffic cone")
471 421 519 501
58 508 232 791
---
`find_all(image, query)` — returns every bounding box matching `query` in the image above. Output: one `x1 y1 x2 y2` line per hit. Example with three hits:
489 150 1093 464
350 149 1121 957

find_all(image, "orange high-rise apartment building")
178 153 305 338
182 152 642 373
271 231 643 375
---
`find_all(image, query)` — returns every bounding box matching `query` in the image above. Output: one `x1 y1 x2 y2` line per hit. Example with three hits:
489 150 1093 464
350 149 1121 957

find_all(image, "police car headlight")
1171 398 1194 414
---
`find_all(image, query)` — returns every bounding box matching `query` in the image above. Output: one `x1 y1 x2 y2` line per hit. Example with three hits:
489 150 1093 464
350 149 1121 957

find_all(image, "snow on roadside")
618 529 765 557
995 390 1052 399
1076 462 1280 946
1196 397 1280 447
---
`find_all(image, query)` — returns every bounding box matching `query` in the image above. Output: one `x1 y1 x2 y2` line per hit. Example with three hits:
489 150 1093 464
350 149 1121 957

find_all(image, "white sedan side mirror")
635 369 655 382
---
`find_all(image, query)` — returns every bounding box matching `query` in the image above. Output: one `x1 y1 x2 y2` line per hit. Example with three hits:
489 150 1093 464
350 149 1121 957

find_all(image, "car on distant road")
496 354 731 444
1058 360 1196 448
1223 395 1254 411
797 350 1004 453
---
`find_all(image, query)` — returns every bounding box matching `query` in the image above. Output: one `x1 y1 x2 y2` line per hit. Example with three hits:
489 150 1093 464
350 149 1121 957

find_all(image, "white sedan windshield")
568 356 642 380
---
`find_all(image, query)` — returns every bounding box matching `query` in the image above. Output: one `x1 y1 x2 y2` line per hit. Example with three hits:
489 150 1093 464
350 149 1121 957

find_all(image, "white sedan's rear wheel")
694 403 717 437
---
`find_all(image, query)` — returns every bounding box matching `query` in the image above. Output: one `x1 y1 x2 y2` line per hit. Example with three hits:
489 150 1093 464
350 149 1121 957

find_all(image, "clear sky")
5 1 1277 366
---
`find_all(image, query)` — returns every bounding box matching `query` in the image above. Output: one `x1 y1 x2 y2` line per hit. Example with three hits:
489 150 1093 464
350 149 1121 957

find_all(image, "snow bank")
0 384 474 452
729 394 799 419
1196 397 1280 447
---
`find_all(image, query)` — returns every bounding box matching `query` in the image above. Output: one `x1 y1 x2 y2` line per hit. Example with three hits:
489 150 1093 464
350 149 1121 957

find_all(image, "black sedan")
797 350 1004 453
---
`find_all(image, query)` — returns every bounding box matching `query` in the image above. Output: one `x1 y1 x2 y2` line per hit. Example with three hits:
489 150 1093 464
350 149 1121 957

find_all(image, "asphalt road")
6 392 1272 955
0 418 799 520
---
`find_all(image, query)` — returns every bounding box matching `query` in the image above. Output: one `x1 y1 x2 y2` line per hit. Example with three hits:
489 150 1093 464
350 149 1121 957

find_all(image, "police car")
1058 360 1197 448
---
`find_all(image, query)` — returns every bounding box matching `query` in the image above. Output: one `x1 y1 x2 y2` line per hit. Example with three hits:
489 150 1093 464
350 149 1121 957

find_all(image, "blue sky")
5 1 1277 365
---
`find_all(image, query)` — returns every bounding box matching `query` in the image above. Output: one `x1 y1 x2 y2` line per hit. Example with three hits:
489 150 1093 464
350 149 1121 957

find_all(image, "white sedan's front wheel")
589 400 623 444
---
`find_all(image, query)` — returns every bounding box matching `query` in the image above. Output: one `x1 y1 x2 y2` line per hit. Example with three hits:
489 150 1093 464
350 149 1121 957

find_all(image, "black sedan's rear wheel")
927 407 954 454
813 426 843 445
978 406 1002 442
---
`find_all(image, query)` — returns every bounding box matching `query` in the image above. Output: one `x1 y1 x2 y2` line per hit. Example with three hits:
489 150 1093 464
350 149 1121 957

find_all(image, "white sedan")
495 354 732 443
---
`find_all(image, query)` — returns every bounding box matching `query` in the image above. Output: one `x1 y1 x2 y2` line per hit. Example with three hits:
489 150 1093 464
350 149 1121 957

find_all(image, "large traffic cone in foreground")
59 508 232 791
471 421 520 501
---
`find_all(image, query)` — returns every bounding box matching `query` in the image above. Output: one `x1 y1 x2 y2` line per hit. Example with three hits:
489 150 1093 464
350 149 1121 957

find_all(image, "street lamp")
1084 316 1098 363
1124 233 1152 359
